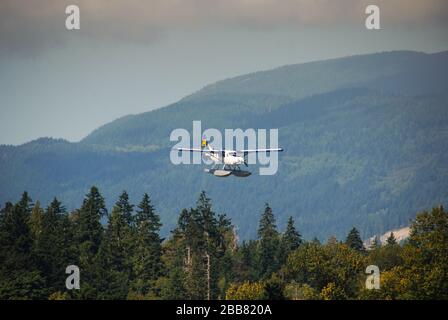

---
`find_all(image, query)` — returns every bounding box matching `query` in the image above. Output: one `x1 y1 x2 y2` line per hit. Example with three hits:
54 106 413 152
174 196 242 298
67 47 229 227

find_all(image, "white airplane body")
177 139 283 177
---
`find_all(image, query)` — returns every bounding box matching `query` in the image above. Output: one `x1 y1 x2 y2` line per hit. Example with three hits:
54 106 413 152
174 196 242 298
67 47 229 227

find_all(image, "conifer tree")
97 191 135 299
283 216 302 252
115 191 134 225
131 193 163 296
233 240 259 282
197 191 219 246
5 193 34 270
196 191 221 299
279 216 302 265
257 203 280 279
166 192 228 299
160 211 189 299
0 194 46 299
32 198 73 296
164 209 190 298
183 207 208 299
74 186 107 253
29 201 44 240
386 232 397 246
345 227 365 252
72 186 107 299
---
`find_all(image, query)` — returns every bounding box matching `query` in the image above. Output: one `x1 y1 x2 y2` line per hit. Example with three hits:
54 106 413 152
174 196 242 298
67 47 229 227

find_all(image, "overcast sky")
1 0 447 145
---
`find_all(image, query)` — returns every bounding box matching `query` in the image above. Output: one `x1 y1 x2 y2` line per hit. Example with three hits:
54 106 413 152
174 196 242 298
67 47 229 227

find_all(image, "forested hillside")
1 51 447 240
1 189 447 300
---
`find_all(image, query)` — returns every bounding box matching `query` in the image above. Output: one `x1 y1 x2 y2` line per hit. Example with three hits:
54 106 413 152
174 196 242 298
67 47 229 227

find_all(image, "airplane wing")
238 148 283 155
176 148 226 156
176 148 207 152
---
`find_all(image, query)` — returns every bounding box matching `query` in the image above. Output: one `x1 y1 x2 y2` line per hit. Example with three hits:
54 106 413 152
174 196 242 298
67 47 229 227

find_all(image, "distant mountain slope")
186 51 428 99
82 51 448 148
1 51 448 240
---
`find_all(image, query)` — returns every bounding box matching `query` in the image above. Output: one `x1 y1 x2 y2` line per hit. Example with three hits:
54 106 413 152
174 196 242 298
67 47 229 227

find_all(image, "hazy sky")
1 0 447 145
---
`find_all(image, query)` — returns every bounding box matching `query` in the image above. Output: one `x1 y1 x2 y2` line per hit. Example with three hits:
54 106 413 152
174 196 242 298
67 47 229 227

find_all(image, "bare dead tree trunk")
205 252 210 300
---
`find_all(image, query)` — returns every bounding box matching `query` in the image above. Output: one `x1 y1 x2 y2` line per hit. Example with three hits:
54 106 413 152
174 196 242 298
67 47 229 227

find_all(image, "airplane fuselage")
223 155 245 165
205 152 245 166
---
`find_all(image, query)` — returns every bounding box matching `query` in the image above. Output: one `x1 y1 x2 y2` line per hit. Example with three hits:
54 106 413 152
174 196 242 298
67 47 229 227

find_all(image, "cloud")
1 0 447 56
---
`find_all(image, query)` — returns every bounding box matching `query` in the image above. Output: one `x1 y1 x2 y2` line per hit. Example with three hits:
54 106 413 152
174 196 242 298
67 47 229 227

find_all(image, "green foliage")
0 270 47 300
225 281 267 300
48 291 70 300
361 206 448 300
367 243 403 272
160 249 187 300
284 283 320 300
397 206 448 299
263 274 285 300
232 240 259 282
283 241 366 298
320 282 347 300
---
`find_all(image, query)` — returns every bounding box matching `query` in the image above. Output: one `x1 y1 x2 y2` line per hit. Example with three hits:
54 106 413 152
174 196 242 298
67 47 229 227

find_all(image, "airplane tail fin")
201 137 207 148
201 137 213 151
